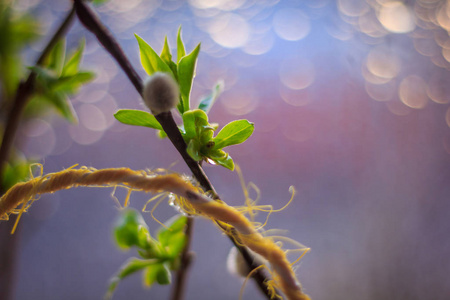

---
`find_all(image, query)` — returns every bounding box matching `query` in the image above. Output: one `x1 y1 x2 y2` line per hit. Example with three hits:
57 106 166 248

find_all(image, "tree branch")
73 0 277 298
0 6 77 185
170 217 194 300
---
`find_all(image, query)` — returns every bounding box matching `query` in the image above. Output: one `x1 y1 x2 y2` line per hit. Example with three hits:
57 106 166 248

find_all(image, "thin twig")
0 6 77 300
170 217 194 300
0 6 77 184
73 1 276 298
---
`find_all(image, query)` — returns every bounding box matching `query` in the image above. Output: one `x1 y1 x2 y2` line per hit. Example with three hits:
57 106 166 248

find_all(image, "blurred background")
2 0 450 299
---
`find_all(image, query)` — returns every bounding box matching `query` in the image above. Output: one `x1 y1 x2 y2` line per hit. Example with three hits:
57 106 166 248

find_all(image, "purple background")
6 0 450 299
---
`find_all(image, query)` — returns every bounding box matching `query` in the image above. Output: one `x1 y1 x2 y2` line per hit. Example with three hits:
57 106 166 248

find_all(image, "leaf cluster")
114 28 254 170
107 209 187 298
26 39 95 123
1 4 93 191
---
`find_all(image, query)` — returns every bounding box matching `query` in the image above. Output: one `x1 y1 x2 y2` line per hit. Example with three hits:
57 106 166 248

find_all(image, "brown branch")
0 6 77 185
72 1 276 299
170 217 194 300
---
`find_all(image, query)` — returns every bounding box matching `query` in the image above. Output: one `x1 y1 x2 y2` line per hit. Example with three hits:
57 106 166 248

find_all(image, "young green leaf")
42 92 78 124
207 149 235 170
105 258 154 299
143 263 162 287
213 120 254 150
114 209 150 249
176 26 186 63
187 139 202 161
182 109 209 139
213 154 235 171
160 36 172 65
198 80 224 113
157 130 168 139
114 109 163 130
160 36 178 78
177 43 200 114
45 39 66 75
181 110 197 140
51 72 95 93
156 263 172 285
144 263 171 286
165 231 186 258
157 215 187 246
1 157 30 191
62 38 85 76
135 34 173 76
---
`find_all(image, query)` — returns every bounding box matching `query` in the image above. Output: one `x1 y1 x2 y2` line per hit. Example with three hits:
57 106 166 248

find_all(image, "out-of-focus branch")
0 7 77 300
0 6 77 186
73 1 277 298
170 217 194 300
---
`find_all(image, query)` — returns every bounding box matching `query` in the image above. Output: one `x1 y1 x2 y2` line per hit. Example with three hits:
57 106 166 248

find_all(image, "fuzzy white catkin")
227 246 267 278
142 72 179 115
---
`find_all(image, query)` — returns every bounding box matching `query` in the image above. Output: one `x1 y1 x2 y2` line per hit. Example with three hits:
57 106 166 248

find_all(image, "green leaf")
62 38 85 76
144 263 171 286
105 258 153 299
157 129 168 139
215 155 235 170
213 120 254 150
51 72 95 93
176 26 186 63
28 66 56 82
192 109 209 125
198 80 224 113
92 0 110 5
114 209 150 249
181 110 197 140
135 34 173 76
1 155 30 191
114 109 163 130
206 149 235 170
45 39 66 75
42 91 78 123
177 43 200 114
165 232 186 258
187 139 202 161
157 215 187 247
200 126 214 144
160 36 178 79
156 263 172 285
182 109 209 139
160 36 172 65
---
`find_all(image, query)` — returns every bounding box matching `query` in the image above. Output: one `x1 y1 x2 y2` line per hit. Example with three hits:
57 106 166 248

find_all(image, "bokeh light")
398 75 428 109
378 1 416 33
273 8 310 41
279 57 315 90
209 13 250 48
366 46 401 81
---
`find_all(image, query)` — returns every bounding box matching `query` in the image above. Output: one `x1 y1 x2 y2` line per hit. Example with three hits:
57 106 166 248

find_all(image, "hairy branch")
0 166 310 300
